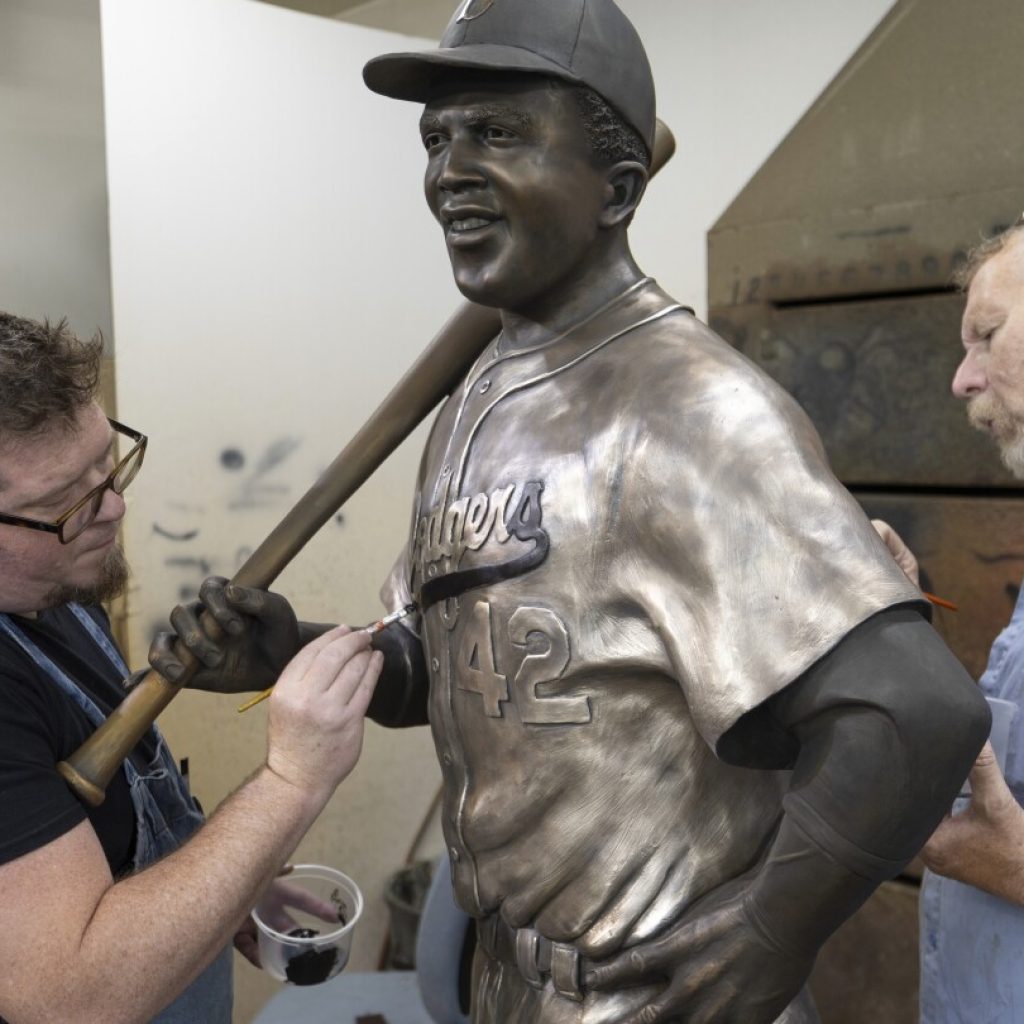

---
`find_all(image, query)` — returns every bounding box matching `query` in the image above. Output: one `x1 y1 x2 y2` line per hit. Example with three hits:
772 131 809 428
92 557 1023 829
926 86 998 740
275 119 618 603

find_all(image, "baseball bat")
57 120 678 807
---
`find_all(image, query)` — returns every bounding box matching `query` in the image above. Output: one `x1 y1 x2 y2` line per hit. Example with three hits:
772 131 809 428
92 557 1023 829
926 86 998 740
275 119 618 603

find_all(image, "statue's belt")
478 914 584 1002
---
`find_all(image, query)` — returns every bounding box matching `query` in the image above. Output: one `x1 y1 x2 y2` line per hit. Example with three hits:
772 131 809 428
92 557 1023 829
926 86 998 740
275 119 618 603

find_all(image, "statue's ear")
599 161 649 228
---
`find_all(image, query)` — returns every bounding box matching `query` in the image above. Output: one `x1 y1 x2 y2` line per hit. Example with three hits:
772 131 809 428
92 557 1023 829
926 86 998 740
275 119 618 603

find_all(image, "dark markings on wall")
153 523 200 541
220 448 245 471
229 437 302 510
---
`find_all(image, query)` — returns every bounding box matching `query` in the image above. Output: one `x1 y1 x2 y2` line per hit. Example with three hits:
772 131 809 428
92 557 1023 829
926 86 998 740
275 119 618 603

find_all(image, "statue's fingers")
148 631 186 682
169 602 224 669
199 575 243 636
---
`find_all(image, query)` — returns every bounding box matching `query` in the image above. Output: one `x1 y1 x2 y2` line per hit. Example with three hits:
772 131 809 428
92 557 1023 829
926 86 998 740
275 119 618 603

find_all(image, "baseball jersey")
382 277 920 992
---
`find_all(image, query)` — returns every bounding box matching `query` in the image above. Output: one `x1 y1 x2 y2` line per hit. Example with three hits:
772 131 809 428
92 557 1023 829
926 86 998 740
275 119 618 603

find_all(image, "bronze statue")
141 1 988 1021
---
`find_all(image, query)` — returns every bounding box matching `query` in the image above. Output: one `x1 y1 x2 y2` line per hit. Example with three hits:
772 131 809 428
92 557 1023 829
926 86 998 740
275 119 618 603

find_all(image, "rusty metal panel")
810 880 920 1024
708 0 1024 310
711 294 1014 488
856 494 1024 680
710 190 1023 311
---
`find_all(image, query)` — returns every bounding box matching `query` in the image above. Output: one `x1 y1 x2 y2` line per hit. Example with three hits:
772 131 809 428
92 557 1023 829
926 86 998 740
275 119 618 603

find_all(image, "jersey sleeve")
0 667 87 866
380 546 416 619
617 337 924 756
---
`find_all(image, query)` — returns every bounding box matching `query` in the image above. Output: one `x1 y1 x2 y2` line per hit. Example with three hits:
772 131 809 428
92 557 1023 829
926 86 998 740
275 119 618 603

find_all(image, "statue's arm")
299 620 428 727
746 606 989 959
366 622 430 727
586 606 991 1024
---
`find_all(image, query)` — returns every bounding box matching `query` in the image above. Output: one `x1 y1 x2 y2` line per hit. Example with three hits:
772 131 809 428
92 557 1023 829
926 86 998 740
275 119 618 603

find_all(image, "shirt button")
450 847 461 864
428 565 437 578
431 657 440 673
441 465 451 476
479 380 491 394
443 751 453 766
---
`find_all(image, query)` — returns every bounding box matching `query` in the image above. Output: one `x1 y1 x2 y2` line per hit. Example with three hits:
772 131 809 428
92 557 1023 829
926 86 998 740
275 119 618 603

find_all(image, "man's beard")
967 392 1024 478
45 543 130 608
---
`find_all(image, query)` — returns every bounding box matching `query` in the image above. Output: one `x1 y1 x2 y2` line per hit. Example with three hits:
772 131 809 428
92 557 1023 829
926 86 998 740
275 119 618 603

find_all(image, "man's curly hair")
0 313 103 440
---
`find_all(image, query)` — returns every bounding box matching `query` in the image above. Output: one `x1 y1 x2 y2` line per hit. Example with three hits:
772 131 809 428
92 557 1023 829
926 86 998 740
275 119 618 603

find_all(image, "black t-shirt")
0 604 157 876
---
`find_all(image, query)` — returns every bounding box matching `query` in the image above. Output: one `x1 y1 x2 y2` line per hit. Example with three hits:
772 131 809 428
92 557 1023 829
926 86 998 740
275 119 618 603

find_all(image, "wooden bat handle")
57 120 677 807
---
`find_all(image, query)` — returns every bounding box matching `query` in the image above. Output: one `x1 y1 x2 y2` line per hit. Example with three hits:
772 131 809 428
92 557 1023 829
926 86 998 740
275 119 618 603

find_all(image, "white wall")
0 0 112 343
623 0 896 317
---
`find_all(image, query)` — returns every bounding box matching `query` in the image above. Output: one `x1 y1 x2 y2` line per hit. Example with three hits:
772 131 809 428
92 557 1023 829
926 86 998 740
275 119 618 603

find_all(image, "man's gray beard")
999 437 1024 478
45 543 130 608
968 394 1024 479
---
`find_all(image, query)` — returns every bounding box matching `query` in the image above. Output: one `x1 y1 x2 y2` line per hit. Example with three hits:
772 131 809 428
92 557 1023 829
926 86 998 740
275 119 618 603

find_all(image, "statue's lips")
444 208 502 248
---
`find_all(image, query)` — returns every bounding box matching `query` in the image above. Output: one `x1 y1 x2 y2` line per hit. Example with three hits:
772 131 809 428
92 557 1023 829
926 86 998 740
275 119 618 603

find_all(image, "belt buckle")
514 927 584 1001
550 942 584 1002
515 928 544 989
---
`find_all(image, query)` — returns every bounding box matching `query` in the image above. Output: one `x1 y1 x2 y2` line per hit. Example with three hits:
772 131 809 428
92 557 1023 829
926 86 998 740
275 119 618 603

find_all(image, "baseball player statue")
153 0 990 1021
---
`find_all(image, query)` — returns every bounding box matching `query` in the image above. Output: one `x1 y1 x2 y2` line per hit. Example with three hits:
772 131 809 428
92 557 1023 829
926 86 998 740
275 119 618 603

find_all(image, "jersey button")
431 657 441 673
442 751 453 766
450 846 462 864
479 379 492 394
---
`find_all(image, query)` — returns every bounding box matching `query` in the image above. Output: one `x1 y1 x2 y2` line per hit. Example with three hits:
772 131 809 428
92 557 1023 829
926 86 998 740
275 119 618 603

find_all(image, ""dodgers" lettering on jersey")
414 477 550 607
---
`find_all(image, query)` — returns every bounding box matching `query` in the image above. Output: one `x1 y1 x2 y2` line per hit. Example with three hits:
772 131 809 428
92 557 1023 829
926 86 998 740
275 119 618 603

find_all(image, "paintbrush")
236 603 418 713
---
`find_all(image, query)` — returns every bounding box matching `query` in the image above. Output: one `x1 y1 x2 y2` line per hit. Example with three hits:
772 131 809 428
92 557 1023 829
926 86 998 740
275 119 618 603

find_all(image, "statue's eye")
483 125 515 142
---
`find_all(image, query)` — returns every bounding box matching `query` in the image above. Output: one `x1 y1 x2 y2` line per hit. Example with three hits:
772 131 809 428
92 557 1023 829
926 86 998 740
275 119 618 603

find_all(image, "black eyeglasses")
0 418 147 544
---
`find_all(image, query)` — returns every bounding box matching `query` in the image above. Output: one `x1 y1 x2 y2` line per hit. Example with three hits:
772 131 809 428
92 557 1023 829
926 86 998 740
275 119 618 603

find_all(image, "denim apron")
919 580 1024 1023
0 605 233 1024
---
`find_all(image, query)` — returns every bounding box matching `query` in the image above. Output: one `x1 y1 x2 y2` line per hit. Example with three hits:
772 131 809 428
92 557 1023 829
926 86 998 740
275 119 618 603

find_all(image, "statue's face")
420 77 609 314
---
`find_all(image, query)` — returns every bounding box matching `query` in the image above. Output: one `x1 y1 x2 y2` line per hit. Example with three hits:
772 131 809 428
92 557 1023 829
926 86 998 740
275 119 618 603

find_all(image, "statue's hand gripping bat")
58 121 677 806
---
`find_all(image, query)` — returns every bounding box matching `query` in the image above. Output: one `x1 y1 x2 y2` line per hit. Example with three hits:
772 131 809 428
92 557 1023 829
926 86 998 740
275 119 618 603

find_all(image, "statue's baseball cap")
362 0 656 155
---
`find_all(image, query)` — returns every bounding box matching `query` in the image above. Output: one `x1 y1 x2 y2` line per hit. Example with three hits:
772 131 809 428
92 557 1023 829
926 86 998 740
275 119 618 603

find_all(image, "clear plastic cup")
252 865 363 986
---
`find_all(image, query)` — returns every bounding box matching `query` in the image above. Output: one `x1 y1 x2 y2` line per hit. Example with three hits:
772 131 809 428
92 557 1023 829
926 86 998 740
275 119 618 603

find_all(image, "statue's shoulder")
624 301 824 458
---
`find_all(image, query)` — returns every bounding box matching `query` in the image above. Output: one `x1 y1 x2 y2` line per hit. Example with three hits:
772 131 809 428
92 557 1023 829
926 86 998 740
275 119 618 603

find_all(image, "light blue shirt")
919 583 1024 1023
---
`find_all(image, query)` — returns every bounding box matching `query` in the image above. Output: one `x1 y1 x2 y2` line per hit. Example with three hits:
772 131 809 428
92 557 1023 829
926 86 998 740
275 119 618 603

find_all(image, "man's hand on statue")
870 519 920 587
148 575 301 693
922 741 1024 904
266 625 383 801
584 876 812 1024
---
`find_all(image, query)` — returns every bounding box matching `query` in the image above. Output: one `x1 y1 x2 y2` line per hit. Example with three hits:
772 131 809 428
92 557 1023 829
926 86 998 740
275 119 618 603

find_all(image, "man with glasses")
0 417 145 548
0 312 384 1023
